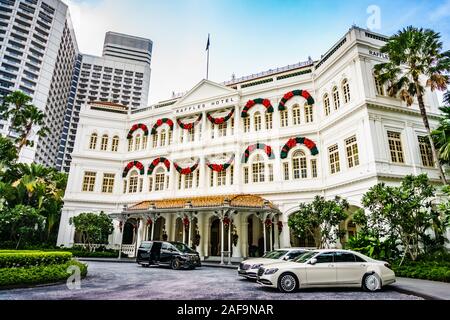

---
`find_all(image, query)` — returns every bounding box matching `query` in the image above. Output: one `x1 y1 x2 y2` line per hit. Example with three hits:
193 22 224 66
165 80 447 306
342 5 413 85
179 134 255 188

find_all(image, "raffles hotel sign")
175 96 238 115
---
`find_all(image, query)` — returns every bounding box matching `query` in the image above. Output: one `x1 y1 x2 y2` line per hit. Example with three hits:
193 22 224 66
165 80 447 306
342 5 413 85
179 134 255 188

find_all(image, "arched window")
152 134 158 148
128 171 139 193
142 135 148 149
254 112 262 131
100 134 108 151
135 134 141 151
243 117 250 133
342 79 350 103
89 133 97 150
304 103 313 123
332 86 340 110
292 104 301 125
323 93 330 116
292 150 307 179
251 154 265 183
111 136 119 152
160 129 166 147
154 167 165 191
374 75 385 96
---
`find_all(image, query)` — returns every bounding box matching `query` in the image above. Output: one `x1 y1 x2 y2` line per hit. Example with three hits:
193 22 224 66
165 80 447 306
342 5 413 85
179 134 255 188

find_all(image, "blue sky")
65 0 450 104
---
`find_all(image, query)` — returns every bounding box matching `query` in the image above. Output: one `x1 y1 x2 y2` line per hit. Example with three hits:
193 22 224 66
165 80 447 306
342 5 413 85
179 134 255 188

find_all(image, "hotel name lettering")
175 97 236 114
369 50 389 60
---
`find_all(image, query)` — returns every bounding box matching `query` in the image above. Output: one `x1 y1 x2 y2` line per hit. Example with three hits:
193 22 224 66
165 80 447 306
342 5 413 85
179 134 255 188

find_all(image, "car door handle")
360 264 367 267
328 264 335 267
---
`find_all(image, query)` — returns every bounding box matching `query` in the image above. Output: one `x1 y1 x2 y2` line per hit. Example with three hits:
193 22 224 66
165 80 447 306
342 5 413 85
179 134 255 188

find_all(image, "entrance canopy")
110 194 280 219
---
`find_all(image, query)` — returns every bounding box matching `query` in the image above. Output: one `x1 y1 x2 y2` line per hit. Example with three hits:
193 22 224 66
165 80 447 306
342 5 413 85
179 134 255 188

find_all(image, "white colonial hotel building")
56 27 445 262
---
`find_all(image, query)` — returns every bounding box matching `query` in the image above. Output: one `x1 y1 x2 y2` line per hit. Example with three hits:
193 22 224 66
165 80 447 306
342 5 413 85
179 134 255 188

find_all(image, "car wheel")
171 258 181 270
363 273 381 292
278 273 298 293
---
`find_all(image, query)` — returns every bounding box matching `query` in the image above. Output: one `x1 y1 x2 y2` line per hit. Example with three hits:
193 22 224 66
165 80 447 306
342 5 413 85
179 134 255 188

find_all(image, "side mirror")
309 258 317 265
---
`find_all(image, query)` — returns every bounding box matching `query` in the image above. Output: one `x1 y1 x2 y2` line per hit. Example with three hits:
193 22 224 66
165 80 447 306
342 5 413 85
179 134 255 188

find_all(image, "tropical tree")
0 91 49 153
374 26 450 184
288 196 349 248
432 106 450 165
69 212 114 252
444 91 450 105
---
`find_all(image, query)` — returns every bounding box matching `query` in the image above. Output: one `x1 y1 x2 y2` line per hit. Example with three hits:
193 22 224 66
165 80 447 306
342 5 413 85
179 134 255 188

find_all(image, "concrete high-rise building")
56 32 152 172
0 0 79 165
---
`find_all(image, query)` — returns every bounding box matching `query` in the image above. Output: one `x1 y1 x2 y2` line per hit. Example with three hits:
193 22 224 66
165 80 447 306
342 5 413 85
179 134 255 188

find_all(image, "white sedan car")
238 248 310 279
256 249 395 293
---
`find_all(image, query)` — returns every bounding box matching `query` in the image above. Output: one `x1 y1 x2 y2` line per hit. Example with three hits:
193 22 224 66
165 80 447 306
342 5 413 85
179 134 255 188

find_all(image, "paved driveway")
0 261 422 300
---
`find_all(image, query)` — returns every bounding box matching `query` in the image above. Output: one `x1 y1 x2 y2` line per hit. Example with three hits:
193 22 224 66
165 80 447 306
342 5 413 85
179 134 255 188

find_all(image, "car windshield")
262 250 288 259
293 251 318 263
171 242 197 254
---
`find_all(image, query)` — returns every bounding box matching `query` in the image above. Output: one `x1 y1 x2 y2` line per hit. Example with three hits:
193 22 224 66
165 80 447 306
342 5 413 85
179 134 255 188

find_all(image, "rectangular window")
283 162 289 180
217 170 226 186
252 163 265 183
265 113 272 130
112 137 119 152
218 122 227 137
387 131 404 163
168 130 172 145
155 174 165 191
293 107 301 125
243 118 250 133
142 135 148 149
305 105 313 123
293 157 307 179
418 136 434 167
210 170 214 187
345 135 360 168
244 167 249 184
148 177 153 192
128 176 138 193
196 170 200 188
375 76 385 96
185 173 193 189
254 113 262 131
188 128 195 142
329 144 340 174
311 159 318 178
230 165 234 184
280 110 288 127
268 164 273 182
101 173 115 193
82 172 96 192
152 134 158 148
128 138 133 151
178 174 182 189
100 136 108 151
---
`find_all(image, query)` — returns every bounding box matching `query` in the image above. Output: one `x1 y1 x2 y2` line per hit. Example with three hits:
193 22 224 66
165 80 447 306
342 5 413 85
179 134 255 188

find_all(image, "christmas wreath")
277 221 283 234
183 216 190 230
146 218 153 226
278 89 315 111
127 123 149 139
223 217 231 230
151 118 174 135
162 230 168 241
122 160 145 177
265 218 273 229
280 137 319 159
148 157 171 175
242 143 275 163
177 114 203 130
206 154 235 172
174 160 200 175
241 98 273 118
207 108 235 125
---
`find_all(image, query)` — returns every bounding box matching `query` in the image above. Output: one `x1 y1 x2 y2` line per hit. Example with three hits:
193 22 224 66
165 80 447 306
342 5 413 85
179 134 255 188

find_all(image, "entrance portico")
110 194 281 263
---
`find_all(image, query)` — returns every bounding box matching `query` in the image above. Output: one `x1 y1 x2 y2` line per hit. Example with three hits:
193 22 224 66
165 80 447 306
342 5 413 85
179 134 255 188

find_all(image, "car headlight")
251 264 263 269
264 268 278 275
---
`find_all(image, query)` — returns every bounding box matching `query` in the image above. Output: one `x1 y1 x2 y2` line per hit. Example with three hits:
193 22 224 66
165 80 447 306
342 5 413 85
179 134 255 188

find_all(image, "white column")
188 218 192 247
274 216 280 249
228 220 232 264
203 214 210 258
233 215 243 258
241 217 249 258
182 220 186 244
151 221 155 240
269 223 273 251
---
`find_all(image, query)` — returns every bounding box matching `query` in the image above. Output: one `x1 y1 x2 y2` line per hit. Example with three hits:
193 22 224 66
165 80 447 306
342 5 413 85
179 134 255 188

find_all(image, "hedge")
393 261 450 283
0 251 73 268
0 260 88 287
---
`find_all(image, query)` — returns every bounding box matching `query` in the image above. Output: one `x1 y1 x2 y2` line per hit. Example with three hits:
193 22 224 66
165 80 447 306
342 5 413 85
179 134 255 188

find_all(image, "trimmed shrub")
0 251 73 268
0 260 88 287
393 261 450 282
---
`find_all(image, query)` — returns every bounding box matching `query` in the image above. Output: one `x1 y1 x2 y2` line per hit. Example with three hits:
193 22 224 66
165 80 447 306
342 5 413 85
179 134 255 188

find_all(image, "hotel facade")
56 27 446 262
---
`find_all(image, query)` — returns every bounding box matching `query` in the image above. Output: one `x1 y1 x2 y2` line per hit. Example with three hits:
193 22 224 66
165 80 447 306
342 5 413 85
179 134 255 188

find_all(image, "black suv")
136 241 201 270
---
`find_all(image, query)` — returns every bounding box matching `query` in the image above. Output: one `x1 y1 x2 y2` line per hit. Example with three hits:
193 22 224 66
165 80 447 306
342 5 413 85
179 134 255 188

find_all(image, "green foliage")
0 250 72 268
70 212 114 251
392 261 450 282
432 106 450 165
0 205 46 248
0 260 88 287
345 231 400 262
0 136 17 168
357 174 448 262
288 196 349 248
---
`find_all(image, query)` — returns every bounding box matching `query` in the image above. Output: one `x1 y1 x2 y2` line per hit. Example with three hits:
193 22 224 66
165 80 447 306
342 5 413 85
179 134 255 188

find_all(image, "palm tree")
444 91 450 106
432 106 450 165
374 26 450 185
0 91 49 154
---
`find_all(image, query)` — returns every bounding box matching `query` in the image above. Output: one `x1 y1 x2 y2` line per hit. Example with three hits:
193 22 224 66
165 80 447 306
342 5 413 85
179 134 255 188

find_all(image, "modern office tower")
56 32 152 172
0 0 79 165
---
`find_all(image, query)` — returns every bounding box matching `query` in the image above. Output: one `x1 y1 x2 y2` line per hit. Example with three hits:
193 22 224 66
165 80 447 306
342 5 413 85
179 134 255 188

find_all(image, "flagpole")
206 34 210 80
